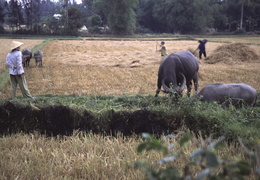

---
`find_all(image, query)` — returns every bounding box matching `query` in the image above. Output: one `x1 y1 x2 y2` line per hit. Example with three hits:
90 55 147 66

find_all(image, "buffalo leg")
187 82 192 97
155 89 160 97
155 77 162 97
193 74 199 94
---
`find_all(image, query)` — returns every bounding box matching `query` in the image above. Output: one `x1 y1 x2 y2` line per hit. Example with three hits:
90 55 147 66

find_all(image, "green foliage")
5 0 24 28
98 0 138 35
0 1 4 24
0 69 9 91
63 6 84 36
88 14 103 34
137 0 260 34
2 0 260 35
135 133 259 179
89 14 102 26
233 28 247 34
137 133 168 155
46 17 63 35
151 0 213 34
211 1 229 31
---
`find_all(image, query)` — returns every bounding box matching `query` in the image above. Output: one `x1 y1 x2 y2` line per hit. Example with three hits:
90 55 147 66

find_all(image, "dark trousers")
199 51 206 59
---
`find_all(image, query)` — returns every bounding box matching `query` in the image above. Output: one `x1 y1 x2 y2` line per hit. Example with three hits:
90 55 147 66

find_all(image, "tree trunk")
240 3 244 29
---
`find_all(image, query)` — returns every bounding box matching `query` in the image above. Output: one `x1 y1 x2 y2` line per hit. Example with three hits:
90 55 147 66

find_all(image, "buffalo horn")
162 78 170 93
180 74 186 91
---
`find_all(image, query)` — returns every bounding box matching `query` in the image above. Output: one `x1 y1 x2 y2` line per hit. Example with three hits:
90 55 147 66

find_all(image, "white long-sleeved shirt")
6 50 24 75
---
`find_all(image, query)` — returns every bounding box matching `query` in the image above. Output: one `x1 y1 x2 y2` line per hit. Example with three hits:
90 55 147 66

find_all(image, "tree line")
0 0 260 36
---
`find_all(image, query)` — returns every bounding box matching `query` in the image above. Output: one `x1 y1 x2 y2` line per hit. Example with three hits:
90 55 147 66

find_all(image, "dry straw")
205 43 259 65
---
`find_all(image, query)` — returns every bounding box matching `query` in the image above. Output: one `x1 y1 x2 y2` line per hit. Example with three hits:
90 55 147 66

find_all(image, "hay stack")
205 43 259 64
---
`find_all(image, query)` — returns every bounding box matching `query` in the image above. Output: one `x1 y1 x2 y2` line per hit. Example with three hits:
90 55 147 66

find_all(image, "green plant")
135 133 259 180
0 69 9 91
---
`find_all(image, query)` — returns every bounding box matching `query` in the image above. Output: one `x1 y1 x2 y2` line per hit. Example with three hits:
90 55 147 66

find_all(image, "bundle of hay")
205 43 259 64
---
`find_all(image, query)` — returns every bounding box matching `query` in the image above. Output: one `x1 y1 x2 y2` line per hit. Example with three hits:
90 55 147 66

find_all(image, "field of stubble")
1 37 259 98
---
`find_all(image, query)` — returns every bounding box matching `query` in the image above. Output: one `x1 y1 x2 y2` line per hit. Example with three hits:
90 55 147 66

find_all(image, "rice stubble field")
1 38 259 98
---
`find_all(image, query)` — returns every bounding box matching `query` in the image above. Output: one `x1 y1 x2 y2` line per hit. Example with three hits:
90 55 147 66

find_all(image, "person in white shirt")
6 41 34 100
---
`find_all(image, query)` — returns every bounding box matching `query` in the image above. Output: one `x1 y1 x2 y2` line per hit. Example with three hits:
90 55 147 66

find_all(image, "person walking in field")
197 39 208 59
159 41 168 60
6 41 34 100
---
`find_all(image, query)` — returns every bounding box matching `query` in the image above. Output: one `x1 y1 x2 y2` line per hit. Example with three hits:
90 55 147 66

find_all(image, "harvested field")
0 39 260 98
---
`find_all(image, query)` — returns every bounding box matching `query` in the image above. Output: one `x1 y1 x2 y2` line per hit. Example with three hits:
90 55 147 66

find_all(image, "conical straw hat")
10 41 24 50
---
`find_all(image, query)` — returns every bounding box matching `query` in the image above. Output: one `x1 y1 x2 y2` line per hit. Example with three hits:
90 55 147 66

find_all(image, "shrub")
135 133 260 180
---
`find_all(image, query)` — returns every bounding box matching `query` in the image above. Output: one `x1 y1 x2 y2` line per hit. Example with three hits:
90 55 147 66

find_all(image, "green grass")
0 34 83 40
0 69 10 91
31 39 50 54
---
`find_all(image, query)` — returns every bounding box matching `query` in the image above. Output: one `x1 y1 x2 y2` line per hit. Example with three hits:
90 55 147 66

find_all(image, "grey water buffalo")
22 49 32 67
196 83 257 107
155 51 199 98
34 50 43 67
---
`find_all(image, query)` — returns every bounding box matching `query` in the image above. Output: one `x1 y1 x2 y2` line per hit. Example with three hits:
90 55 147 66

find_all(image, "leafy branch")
135 133 259 180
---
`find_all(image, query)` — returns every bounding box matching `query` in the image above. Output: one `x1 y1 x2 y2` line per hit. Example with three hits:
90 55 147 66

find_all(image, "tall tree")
210 0 228 31
6 0 24 30
66 6 84 35
21 0 45 34
109 0 138 35
152 0 212 34
62 0 69 28
94 0 138 35
239 0 253 29
81 0 98 25
22 0 32 29
239 0 260 30
0 0 5 33
136 0 164 33
32 0 41 34
0 0 5 24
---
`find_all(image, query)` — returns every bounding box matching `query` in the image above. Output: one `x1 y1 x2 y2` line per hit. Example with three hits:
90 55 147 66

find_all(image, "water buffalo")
34 50 43 67
155 51 199 98
196 83 257 107
22 49 32 67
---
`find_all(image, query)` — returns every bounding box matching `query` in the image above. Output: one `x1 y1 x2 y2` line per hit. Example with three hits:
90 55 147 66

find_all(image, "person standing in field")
6 41 34 100
159 41 168 60
197 39 208 59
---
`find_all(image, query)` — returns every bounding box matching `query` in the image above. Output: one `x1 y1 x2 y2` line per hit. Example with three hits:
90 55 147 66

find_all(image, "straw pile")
205 43 259 64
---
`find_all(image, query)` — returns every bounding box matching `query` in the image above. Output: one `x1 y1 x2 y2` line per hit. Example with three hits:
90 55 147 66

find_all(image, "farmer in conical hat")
158 41 168 60
6 41 35 100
